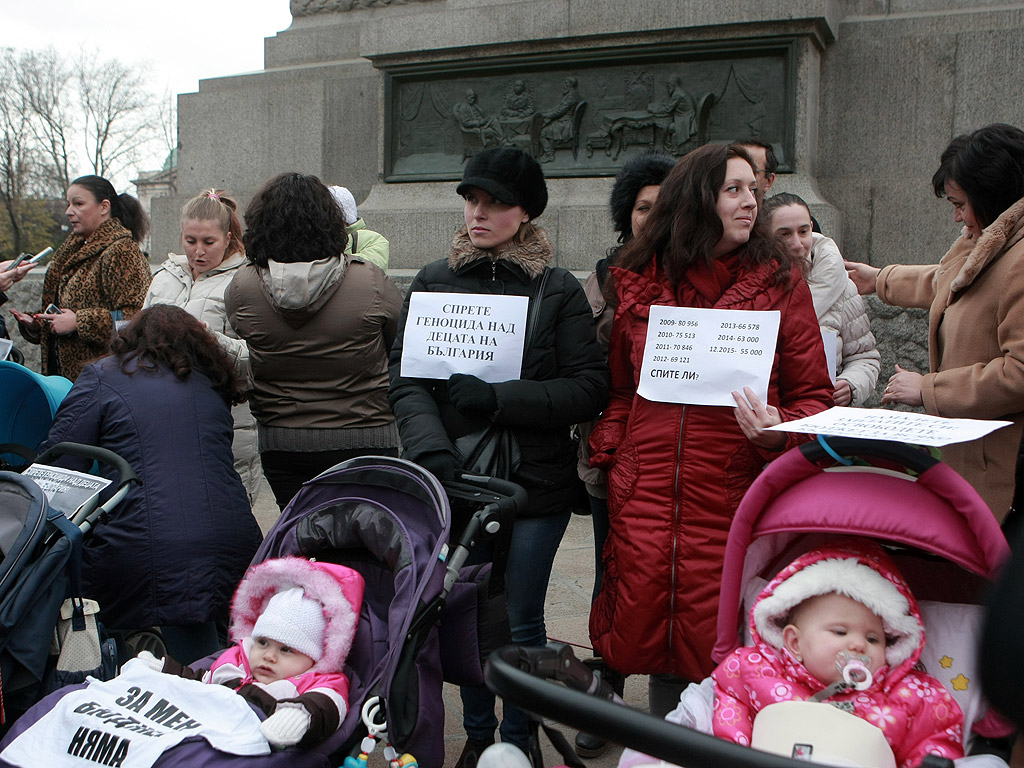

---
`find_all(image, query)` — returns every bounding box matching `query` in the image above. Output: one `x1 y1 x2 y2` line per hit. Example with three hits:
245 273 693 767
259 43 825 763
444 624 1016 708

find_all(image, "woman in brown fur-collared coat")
847 124 1024 524
12 175 152 381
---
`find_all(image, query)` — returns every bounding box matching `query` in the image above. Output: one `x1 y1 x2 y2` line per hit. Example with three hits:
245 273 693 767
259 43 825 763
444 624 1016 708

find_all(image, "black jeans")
261 447 400 510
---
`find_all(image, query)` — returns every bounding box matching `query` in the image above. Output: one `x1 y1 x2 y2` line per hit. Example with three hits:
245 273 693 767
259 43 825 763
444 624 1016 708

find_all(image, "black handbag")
451 267 549 480
454 422 522 478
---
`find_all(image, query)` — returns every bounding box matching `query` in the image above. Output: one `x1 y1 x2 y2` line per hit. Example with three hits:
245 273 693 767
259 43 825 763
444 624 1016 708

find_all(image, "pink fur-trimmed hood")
229 557 364 674
751 540 924 675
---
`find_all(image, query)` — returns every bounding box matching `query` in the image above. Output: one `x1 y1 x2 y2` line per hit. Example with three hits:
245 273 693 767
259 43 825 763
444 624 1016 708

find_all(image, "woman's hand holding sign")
731 386 786 451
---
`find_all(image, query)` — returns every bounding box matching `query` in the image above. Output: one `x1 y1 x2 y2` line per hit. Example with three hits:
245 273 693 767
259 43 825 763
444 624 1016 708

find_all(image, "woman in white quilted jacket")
144 189 260 503
764 192 880 406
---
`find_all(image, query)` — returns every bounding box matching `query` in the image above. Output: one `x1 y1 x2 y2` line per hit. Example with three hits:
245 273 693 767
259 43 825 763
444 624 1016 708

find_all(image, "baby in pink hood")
711 541 963 768
140 556 364 750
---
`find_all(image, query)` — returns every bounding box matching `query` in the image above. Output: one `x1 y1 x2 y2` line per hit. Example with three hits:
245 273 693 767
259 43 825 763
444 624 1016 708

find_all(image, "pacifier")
836 650 873 690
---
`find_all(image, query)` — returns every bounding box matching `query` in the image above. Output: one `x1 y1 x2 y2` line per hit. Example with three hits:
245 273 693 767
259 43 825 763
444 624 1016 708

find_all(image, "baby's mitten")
260 704 312 749
135 651 165 672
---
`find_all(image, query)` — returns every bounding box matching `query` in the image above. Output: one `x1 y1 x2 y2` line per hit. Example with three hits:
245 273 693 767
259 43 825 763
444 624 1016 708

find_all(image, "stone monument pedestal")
157 1 1024 405
160 1 842 271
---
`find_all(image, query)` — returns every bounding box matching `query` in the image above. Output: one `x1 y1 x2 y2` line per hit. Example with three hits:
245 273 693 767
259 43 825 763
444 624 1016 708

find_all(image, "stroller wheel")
123 628 167 660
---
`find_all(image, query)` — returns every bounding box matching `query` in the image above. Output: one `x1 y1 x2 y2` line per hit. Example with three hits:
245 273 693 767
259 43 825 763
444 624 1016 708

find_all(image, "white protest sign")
400 292 529 383
1 658 268 768
821 328 838 384
637 306 781 406
766 406 1012 447
24 464 112 518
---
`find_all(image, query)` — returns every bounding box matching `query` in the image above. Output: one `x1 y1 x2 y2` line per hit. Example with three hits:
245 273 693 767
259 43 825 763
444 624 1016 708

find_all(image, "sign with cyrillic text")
1 658 268 768
766 406 1012 447
637 306 781 406
400 292 529 383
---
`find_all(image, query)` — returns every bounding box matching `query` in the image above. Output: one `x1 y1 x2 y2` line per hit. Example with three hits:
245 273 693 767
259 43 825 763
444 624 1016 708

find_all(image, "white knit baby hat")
251 587 327 662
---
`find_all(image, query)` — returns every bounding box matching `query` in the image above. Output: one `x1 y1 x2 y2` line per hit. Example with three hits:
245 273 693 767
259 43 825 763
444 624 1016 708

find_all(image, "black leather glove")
418 450 457 482
448 373 498 416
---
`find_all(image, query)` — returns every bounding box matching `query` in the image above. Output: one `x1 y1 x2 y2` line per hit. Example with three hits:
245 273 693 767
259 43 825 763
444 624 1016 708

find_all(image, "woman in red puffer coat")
589 144 832 714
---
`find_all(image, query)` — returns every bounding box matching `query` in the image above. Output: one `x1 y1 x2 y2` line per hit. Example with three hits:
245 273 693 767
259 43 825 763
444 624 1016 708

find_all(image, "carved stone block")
382 41 794 180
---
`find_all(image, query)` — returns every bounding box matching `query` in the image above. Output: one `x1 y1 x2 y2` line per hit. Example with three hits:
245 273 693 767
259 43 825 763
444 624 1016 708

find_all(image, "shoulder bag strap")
523 267 550 351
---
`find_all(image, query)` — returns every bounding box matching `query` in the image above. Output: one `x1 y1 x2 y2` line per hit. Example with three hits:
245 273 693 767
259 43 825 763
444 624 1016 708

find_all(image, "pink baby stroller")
486 437 1011 768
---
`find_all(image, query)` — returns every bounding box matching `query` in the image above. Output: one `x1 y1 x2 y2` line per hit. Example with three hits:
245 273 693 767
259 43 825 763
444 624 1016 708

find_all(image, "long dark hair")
243 173 348 268
931 123 1024 230
110 305 243 405
613 144 792 297
70 175 149 244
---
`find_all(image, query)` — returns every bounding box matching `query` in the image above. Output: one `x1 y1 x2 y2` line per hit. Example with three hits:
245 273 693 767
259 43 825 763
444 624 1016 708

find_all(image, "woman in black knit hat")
388 147 609 767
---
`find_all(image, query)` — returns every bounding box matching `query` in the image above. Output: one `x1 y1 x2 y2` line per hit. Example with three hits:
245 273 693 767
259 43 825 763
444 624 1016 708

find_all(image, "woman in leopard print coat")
13 175 152 380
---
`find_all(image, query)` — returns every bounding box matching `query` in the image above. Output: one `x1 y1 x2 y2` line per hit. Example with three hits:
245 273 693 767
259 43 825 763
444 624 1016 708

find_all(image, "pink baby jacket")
711 542 963 768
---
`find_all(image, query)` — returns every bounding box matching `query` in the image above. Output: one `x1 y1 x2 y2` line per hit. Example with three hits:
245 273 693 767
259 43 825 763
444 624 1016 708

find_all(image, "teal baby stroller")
0 360 72 470
0 358 138 732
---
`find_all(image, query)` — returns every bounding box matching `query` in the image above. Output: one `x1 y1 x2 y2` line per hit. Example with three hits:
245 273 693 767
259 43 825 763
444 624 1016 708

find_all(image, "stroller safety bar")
484 644 954 768
801 436 939 474
34 442 141 531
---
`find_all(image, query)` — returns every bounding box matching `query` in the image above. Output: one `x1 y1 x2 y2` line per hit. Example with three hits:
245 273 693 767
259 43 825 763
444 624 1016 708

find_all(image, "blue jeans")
461 509 572 748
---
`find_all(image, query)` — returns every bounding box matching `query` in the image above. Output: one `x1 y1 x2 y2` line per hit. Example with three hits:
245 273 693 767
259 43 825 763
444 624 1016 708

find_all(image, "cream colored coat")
808 233 880 406
877 197 1024 522
144 252 260 503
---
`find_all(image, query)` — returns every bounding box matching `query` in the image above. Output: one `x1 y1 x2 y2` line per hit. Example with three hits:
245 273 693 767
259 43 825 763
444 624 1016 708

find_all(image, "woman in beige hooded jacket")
144 190 260 503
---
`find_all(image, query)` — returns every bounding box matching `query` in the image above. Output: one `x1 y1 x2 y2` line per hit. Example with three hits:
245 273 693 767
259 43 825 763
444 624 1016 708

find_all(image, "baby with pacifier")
711 541 963 768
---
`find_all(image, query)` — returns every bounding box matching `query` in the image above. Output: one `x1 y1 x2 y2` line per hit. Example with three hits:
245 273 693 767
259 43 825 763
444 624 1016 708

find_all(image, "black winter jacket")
388 226 609 516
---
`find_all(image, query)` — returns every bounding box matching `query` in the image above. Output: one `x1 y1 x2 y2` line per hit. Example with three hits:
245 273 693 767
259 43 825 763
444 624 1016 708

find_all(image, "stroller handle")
453 471 530 515
486 644 842 768
34 442 140 489
800 436 939 474
34 442 141 529
442 473 526 593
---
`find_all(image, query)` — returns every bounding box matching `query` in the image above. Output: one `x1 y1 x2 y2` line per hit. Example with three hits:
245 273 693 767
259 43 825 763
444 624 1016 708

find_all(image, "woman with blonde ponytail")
144 189 261 504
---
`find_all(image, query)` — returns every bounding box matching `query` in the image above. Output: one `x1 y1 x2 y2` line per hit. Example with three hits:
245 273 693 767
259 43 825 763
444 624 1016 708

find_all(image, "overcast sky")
1 0 293 180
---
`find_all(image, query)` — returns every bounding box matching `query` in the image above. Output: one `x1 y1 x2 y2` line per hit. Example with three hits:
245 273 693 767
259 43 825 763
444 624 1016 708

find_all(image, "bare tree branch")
76 50 161 182
15 47 74 193
0 48 48 253
0 46 168 254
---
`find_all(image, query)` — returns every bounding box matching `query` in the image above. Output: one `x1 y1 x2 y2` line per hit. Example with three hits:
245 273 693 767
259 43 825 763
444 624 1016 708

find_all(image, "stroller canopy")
0 361 72 455
714 437 1010 664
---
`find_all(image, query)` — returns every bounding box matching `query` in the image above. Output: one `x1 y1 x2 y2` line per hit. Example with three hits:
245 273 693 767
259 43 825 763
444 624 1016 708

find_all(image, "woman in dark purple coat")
43 305 263 663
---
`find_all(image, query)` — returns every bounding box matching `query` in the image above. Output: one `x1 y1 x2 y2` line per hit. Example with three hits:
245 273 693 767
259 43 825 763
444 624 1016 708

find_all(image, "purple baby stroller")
254 455 523 767
485 437 1011 768
0 455 523 768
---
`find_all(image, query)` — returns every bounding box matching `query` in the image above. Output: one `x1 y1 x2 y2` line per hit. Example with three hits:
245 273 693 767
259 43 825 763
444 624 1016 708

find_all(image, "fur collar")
447 225 553 279
950 196 1024 294
60 218 133 268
